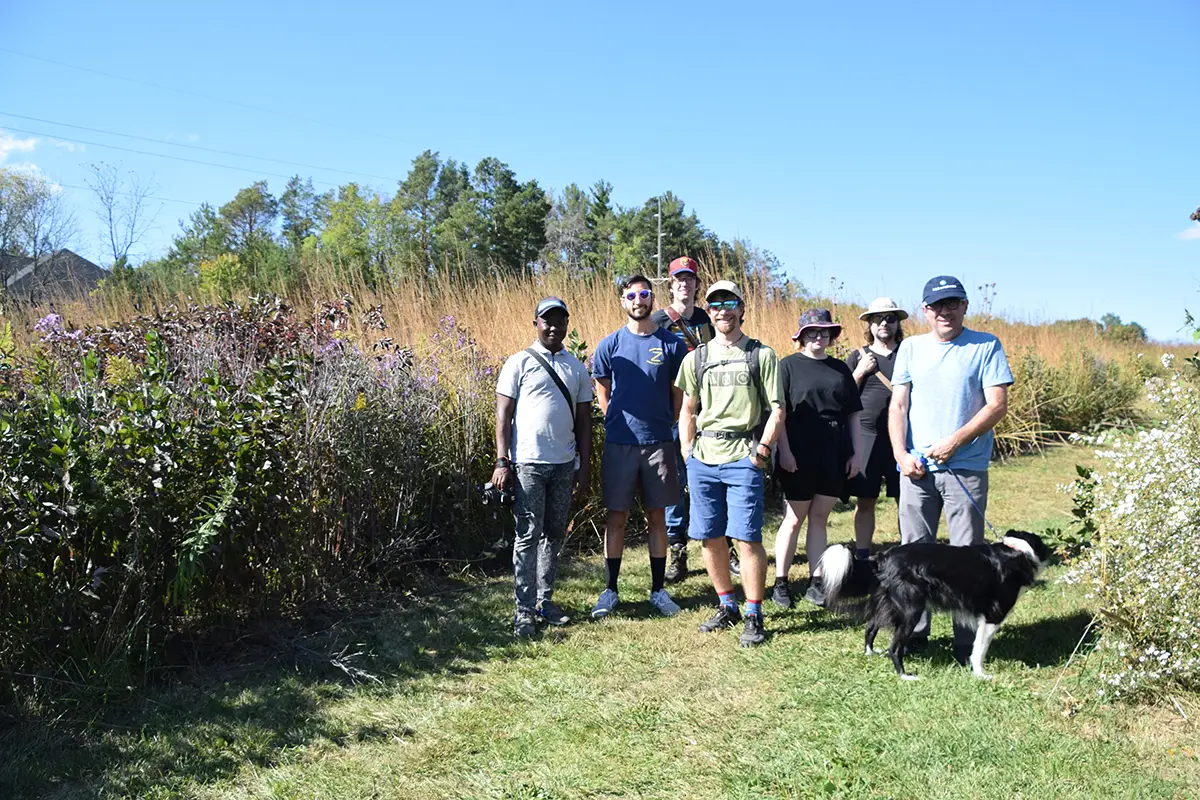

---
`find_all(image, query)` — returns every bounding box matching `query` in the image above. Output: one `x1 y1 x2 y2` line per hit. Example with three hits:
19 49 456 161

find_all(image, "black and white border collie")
819 530 1052 680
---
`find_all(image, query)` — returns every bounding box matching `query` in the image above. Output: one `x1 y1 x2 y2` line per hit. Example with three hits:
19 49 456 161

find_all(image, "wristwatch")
495 457 512 469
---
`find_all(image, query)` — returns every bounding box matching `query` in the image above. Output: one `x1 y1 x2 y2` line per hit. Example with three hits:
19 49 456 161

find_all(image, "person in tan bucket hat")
844 297 909 562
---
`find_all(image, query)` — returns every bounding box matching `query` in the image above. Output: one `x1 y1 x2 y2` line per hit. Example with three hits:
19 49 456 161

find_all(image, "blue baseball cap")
535 297 569 318
922 276 968 306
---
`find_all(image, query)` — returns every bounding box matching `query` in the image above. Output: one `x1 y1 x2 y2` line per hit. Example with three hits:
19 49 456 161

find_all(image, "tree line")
109 151 787 295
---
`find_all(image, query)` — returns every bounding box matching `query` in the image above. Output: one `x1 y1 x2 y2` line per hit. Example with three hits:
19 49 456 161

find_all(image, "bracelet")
495 457 512 468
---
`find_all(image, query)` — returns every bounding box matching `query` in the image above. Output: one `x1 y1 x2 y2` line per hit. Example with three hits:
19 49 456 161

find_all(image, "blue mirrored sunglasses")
708 300 740 311
624 289 653 301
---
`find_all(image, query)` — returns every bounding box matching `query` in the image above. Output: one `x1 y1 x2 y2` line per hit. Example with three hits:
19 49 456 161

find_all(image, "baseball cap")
922 276 967 306
859 297 909 321
704 280 744 302
669 256 699 278
535 297 569 317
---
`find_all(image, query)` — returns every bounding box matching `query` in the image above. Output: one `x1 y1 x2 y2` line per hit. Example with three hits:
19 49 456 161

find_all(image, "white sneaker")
649 588 681 617
591 589 620 619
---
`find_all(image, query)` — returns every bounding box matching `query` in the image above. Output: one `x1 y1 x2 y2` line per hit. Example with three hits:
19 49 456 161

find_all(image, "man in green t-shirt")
675 281 786 647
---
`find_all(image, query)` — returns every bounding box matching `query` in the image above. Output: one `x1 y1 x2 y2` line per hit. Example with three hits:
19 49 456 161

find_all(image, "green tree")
220 181 279 253
279 175 323 251
1100 313 1149 344
392 150 440 272
543 183 590 271
582 180 616 275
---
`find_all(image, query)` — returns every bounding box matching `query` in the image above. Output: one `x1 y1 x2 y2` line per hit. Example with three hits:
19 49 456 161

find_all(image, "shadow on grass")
0 573 522 799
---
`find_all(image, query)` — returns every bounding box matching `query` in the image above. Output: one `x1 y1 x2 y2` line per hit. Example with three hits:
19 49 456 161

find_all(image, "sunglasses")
708 300 740 311
624 289 653 301
871 314 899 324
925 298 963 313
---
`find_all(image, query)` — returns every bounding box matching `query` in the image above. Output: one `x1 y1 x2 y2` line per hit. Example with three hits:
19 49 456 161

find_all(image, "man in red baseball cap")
651 256 717 582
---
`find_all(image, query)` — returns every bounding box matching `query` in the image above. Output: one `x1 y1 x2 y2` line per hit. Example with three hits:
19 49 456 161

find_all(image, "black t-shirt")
780 353 863 458
845 346 898 433
651 306 714 352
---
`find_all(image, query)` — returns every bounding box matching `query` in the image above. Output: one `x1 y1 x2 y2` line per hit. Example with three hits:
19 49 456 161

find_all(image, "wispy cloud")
1177 224 1200 241
53 140 85 154
186 133 200 142
0 130 38 165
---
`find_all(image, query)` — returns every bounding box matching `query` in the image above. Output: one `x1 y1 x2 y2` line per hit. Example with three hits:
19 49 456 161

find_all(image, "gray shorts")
602 442 679 511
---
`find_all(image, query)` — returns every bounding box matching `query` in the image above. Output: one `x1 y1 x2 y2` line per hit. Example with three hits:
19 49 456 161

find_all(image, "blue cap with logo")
535 297 569 318
922 276 968 306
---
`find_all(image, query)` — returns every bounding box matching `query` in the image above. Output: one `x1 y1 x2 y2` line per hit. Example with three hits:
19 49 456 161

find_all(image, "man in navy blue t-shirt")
590 274 687 620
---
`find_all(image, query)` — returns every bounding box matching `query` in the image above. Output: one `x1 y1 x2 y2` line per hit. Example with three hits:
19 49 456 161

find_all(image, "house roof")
1 249 108 302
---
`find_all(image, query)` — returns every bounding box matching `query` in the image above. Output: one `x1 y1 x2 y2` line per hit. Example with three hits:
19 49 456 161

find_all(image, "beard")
627 306 651 320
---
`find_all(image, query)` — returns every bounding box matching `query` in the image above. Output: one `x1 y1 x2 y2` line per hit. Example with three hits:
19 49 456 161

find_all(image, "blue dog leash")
909 453 998 537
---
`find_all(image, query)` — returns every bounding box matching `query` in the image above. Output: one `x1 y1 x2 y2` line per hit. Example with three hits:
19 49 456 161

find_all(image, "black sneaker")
665 544 688 583
536 600 570 626
739 612 766 647
513 612 535 638
729 548 741 577
698 604 742 633
803 576 826 608
771 577 794 608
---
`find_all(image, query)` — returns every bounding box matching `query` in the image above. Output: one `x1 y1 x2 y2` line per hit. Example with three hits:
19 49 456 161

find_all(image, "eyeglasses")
803 329 832 338
871 314 899 325
624 289 653 301
925 298 963 313
708 300 740 311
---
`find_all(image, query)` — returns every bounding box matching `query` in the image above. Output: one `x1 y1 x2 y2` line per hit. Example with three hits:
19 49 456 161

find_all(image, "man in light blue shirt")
888 275 1013 661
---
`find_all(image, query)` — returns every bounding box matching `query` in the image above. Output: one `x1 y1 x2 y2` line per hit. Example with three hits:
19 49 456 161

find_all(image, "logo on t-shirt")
647 346 664 365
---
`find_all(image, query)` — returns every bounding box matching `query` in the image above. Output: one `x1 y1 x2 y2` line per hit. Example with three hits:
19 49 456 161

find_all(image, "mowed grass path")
5 446 1199 799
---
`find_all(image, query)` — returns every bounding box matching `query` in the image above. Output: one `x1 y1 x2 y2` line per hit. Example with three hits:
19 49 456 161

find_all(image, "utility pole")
654 195 665 281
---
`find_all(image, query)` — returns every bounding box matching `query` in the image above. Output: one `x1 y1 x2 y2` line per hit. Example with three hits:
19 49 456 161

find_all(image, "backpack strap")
860 346 893 392
694 338 769 426
524 348 575 422
662 306 701 350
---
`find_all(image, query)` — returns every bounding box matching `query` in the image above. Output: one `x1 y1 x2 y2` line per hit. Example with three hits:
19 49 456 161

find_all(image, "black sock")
650 556 666 592
605 557 622 592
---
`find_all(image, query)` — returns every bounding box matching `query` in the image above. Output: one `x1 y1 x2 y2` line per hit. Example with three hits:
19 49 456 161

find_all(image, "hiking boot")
803 576 826 608
698 604 742 633
513 612 536 638
729 548 741 577
649 588 681 617
771 577 794 609
739 612 766 647
536 599 571 626
591 588 620 619
665 543 688 583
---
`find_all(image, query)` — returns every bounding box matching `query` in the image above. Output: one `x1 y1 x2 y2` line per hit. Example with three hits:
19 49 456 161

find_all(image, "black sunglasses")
871 314 899 324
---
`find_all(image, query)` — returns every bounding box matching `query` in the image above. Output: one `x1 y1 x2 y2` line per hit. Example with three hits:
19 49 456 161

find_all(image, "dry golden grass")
13 264 1187 371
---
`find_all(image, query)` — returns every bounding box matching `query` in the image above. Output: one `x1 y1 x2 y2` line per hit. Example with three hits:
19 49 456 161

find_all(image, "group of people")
493 260 1012 651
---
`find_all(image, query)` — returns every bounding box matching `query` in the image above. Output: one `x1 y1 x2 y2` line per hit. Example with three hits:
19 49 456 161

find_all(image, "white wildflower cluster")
1063 367 1200 697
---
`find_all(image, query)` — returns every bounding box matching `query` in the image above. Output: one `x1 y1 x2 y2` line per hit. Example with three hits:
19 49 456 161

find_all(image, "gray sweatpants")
898 468 989 650
513 461 575 616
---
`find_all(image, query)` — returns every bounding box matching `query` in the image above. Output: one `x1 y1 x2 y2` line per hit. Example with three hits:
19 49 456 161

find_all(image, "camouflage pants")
513 461 575 615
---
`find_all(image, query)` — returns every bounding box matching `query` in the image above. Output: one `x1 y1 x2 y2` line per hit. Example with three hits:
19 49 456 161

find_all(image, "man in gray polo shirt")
493 297 594 638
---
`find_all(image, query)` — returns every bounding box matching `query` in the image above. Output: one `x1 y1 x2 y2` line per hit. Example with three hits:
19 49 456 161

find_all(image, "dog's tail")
819 544 875 602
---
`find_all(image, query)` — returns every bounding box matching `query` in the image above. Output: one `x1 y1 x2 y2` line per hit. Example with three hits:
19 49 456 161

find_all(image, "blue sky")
2 1 1197 340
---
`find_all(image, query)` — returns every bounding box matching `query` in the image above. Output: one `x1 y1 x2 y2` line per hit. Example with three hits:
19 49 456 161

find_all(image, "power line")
0 46 408 146
56 182 203 207
0 111 398 182
0 124 345 187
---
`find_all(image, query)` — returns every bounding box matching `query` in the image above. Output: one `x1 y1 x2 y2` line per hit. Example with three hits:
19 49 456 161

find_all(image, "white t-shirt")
496 341 593 465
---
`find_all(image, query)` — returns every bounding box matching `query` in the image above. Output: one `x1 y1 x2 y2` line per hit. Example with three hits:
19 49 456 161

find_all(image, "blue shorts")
686 457 764 543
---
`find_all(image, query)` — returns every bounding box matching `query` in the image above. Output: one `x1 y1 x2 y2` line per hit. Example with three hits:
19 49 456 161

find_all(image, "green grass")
3 445 1198 799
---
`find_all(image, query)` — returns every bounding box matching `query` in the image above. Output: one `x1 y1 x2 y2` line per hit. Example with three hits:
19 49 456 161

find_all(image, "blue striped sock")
745 599 762 616
718 591 738 610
